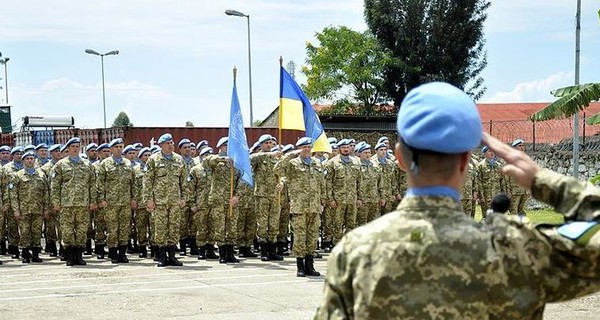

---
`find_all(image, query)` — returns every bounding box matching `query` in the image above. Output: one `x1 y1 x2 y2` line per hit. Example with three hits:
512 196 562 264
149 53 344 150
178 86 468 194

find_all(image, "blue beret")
258 134 275 144
250 141 260 152
377 137 389 144
108 138 124 147
349 139 356 144
328 137 338 144
132 142 143 149
23 144 35 152
65 137 81 147
197 140 208 148
357 144 371 153
0 146 10 152
481 146 489 153
199 147 213 156
296 137 313 147
337 139 351 147
271 145 281 152
375 142 387 150
511 139 524 147
216 137 228 148
97 143 109 151
22 151 36 159
397 82 482 153
35 143 48 150
60 144 68 152
190 142 196 148
158 133 173 145
11 146 24 155
122 144 136 154
85 143 98 152
138 147 151 157
330 143 338 150
282 144 295 154
150 145 161 154
49 144 62 152
178 138 191 148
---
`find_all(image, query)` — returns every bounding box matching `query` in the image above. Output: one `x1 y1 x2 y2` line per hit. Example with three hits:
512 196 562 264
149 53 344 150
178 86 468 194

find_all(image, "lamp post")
85 49 119 129
225 9 254 126
0 56 9 103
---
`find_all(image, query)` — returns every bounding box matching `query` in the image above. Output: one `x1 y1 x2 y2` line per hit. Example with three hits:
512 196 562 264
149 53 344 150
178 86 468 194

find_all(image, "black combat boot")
59 244 65 261
323 241 333 253
276 241 289 256
179 239 187 256
197 244 206 260
127 240 134 254
118 245 129 263
96 244 105 259
9 245 19 259
65 247 75 266
260 243 269 262
138 245 148 258
296 257 305 277
218 246 227 264
225 245 240 263
157 247 168 267
47 241 58 257
84 239 93 255
239 246 257 258
0 238 7 255
267 243 283 261
31 247 43 263
22 248 31 263
73 247 87 266
109 248 119 263
167 245 183 266
189 237 200 256
304 255 320 276
151 246 158 260
253 238 260 253
205 244 219 260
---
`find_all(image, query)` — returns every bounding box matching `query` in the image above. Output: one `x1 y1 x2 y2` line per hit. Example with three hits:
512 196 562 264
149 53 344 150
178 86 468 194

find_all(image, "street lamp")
0 56 9 103
85 49 119 129
225 9 254 126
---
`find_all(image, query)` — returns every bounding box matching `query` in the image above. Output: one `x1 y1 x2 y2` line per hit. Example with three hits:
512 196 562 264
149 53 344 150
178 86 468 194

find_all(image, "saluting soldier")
355 144 381 226
91 143 110 259
11 151 49 263
134 147 152 258
476 145 507 218
50 137 97 266
40 144 63 257
509 139 530 218
177 138 198 256
4 146 25 259
372 142 397 217
143 133 187 267
190 146 215 260
274 144 296 256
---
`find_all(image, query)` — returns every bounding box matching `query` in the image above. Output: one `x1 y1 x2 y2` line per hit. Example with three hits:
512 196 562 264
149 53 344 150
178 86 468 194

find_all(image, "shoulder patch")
557 221 598 240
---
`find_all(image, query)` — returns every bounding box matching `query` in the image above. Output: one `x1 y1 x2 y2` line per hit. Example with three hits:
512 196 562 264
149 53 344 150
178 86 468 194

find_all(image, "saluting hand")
482 133 540 190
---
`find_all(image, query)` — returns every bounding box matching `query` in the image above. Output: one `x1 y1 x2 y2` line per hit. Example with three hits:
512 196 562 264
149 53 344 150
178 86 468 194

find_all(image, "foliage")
112 111 133 127
364 0 490 106
302 26 390 115
185 121 194 127
530 83 600 123
252 119 263 127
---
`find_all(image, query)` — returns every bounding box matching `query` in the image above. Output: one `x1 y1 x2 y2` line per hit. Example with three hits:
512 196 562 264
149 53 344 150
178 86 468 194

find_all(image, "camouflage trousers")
135 208 152 246
0 211 5 239
86 210 94 240
322 206 334 243
332 203 356 244
19 213 43 248
179 206 195 239
356 202 379 227
44 213 60 241
479 193 492 218
236 205 257 247
511 193 529 215
277 205 290 243
194 203 211 245
380 199 395 216
255 196 280 243
461 198 475 218
6 210 20 246
105 205 131 248
60 206 89 247
211 203 238 246
290 211 320 257
93 208 107 245
153 203 181 247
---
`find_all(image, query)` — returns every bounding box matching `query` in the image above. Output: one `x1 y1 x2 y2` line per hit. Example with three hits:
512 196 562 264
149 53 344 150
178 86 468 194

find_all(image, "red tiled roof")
477 102 600 122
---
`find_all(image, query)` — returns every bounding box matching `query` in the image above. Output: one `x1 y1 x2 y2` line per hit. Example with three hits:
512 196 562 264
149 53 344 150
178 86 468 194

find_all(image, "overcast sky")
1 0 599 129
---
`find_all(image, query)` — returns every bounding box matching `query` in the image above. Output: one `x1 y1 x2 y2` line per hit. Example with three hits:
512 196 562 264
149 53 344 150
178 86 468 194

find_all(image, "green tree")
112 111 133 127
302 26 389 115
185 121 194 127
364 0 490 106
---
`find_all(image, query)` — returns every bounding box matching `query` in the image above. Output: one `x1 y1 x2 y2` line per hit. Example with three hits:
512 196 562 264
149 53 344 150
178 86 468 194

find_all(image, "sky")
0 0 599 130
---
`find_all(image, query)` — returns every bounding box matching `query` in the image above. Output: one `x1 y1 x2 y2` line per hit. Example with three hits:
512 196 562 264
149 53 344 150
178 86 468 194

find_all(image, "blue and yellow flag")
279 66 331 153
227 76 253 186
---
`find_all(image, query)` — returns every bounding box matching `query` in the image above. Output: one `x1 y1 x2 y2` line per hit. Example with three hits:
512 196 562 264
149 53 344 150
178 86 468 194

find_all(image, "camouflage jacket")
358 159 381 203
324 155 362 204
189 162 211 209
50 157 96 208
96 156 137 206
250 152 279 197
476 158 507 200
10 168 49 214
142 152 187 206
134 164 146 206
236 180 255 210
315 169 600 319
275 154 325 214
373 157 396 200
181 156 196 203
203 154 239 206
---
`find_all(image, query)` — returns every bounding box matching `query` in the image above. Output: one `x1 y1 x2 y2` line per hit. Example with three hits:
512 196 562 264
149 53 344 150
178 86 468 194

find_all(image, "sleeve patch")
557 221 598 240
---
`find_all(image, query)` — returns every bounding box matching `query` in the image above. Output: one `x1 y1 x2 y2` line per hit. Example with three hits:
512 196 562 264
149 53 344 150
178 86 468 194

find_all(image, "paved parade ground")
0 253 598 320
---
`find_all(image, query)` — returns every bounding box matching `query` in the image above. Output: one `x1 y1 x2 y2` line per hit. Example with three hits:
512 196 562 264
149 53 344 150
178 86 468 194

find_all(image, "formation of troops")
0 130 529 276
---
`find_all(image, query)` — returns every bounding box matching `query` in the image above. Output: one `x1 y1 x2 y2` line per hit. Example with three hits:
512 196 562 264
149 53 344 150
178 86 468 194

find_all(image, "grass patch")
473 207 564 224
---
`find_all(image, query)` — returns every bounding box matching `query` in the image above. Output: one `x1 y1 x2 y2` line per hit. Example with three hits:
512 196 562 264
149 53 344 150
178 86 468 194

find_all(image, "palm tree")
530 83 600 124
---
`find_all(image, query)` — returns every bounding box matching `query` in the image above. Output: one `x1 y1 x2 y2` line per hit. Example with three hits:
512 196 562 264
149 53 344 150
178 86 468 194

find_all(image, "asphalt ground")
0 252 598 320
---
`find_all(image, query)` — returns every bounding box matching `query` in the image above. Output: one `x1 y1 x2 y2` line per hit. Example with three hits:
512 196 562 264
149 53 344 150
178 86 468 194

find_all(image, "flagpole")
230 67 236 218
278 56 283 145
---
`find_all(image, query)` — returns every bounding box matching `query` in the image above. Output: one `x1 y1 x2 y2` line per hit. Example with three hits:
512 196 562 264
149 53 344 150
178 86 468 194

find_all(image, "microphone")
490 193 511 214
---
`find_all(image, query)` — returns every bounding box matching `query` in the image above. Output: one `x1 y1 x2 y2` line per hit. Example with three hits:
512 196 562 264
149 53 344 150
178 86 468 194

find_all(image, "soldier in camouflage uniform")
91 143 110 259
97 139 137 264
316 82 600 319
320 142 337 253
35 143 50 167
476 145 507 218
274 144 296 256
202 137 241 263
11 151 49 263
250 134 283 261
83 143 99 256
460 155 479 218
323 139 362 247
0 145 12 258
355 144 380 227
4 146 25 259
177 138 198 256
372 142 397 218
40 144 63 257
143 133 186 267
134 147 152 258
190 146 215 260
50 137 98 266
275 137 324 277
509 139 530 217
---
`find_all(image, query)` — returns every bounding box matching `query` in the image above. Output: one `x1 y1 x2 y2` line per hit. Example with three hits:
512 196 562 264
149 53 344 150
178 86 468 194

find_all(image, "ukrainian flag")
279 66 332 153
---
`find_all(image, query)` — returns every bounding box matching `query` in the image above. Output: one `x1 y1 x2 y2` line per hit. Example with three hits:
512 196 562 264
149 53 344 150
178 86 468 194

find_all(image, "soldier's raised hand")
482 133 539 190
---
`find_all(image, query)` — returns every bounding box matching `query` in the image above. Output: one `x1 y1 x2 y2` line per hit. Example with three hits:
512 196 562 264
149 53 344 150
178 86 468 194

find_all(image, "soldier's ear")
459 152 470 175
395 142 407 172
